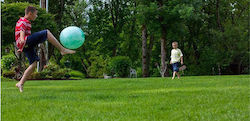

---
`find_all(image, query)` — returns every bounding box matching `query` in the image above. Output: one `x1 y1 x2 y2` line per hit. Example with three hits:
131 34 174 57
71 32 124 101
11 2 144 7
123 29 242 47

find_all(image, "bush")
136 67 142 78
88 55 110 78
40 70 50 79
1 54 16 70
151 68 161 77
43 63 60 76
51 69 67 79
1 76 16 81
30 66 69 80
31 72 41 79
70 70 85 79
108 56 132 77
60 55 84 72
2 70 15 79
32 63 72 80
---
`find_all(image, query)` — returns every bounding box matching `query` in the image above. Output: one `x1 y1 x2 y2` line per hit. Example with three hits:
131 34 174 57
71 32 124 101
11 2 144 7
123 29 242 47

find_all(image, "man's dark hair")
25 6 37 14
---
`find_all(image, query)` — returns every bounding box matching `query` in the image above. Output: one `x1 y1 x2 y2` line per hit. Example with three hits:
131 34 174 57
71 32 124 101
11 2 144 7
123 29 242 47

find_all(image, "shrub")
60 55 84 72
1 76 16 81
61 68 70 79
1 54 16 70
31 72 41 79
88 55 110 78
2 70 15 79
51 69 67 79
43 63 60 76
108 56 132 77
69 70 85 79
151 68 161 77
40 70 50 79
136 67 142 78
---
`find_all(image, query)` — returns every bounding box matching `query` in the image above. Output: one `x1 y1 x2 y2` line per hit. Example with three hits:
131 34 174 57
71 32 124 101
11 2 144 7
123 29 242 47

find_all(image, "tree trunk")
13 42 26 80
41 0 46 8
59 0 65 30
142 24 148 77
112 47 117 56
188 25 200 64
38 44 47 71
160 29 167 77
237 61 242 74
192 42 200 64
158 0 168 77
146 34 154 76
216 0 224 32
80 58 90 78
38 0 48 71
48 43 54 60
110 0 118 56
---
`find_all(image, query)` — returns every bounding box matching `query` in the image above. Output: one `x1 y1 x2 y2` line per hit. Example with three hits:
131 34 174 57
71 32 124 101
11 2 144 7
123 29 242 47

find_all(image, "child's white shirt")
170 48 183 63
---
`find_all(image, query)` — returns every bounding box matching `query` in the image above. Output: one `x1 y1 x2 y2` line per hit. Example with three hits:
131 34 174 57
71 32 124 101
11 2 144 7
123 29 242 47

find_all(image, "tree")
141 24 148 77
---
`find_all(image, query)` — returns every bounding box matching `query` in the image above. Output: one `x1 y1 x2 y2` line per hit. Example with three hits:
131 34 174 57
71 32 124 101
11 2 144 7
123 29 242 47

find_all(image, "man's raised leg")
47 30 75 55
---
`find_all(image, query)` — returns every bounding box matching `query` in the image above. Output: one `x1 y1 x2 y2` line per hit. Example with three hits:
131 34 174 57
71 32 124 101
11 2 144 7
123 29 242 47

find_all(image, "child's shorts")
23 30 47 65
172 62 180 72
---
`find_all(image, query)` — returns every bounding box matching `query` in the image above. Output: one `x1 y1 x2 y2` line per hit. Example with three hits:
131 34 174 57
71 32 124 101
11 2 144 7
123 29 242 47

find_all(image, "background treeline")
1 0 249 79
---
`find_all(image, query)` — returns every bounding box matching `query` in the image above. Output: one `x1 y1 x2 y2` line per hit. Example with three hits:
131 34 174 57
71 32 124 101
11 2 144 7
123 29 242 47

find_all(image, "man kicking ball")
170 41 184 79
15 6 75 92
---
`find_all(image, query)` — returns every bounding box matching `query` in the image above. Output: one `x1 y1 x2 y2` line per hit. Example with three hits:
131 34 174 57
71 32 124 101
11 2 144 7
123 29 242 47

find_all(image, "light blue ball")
59 26 85 49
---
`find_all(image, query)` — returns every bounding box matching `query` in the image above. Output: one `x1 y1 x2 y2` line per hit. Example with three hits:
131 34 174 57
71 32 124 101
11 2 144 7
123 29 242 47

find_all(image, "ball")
59 26 85 49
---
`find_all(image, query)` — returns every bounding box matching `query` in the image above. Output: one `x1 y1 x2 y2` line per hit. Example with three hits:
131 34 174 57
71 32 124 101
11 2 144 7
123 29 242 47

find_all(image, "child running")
15 6 75 92
170 41 183 79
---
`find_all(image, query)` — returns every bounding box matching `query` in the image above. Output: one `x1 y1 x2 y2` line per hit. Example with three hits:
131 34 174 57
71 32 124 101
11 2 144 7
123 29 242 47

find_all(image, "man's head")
172 41 178 49
25 6 37 21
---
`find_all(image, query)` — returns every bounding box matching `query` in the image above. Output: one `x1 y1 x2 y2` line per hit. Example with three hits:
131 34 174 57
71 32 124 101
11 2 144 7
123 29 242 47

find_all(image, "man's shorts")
172 62 180 72
23 30 47 65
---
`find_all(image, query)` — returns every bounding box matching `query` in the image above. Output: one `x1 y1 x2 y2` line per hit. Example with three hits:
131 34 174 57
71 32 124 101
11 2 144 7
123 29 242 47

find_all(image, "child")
15 6 76 92
170 41 183 79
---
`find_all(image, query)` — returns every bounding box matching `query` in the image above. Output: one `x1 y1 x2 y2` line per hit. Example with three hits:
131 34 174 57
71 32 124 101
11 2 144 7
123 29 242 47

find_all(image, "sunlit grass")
1 75 249 121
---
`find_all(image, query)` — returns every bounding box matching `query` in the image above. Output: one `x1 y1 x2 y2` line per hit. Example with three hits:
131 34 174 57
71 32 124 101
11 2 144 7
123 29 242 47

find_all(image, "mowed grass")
1 75 249 121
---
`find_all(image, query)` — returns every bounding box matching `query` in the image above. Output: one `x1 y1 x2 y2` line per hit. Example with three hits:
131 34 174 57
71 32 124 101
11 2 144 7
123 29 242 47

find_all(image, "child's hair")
25 6 37 15
172 41 178 45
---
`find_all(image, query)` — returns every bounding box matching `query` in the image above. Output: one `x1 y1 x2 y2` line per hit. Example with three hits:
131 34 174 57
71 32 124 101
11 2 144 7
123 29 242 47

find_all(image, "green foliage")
108 56 132 77
44 63 60 73
30 64 71 80
1 2 58 46
2 70 15 79
1 76 16 81
31 72 41 79
42 63 61 79
60 55 84 72
136 67 142 78
4 0 39 4
39 70 50 79
88 54 110 78
1 54 16 70
51 69 68 79
151 68 161 77
69 70 85 79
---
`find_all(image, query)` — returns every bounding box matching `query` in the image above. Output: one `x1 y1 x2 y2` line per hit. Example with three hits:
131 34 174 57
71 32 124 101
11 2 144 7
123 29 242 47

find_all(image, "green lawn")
1 75 249 121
